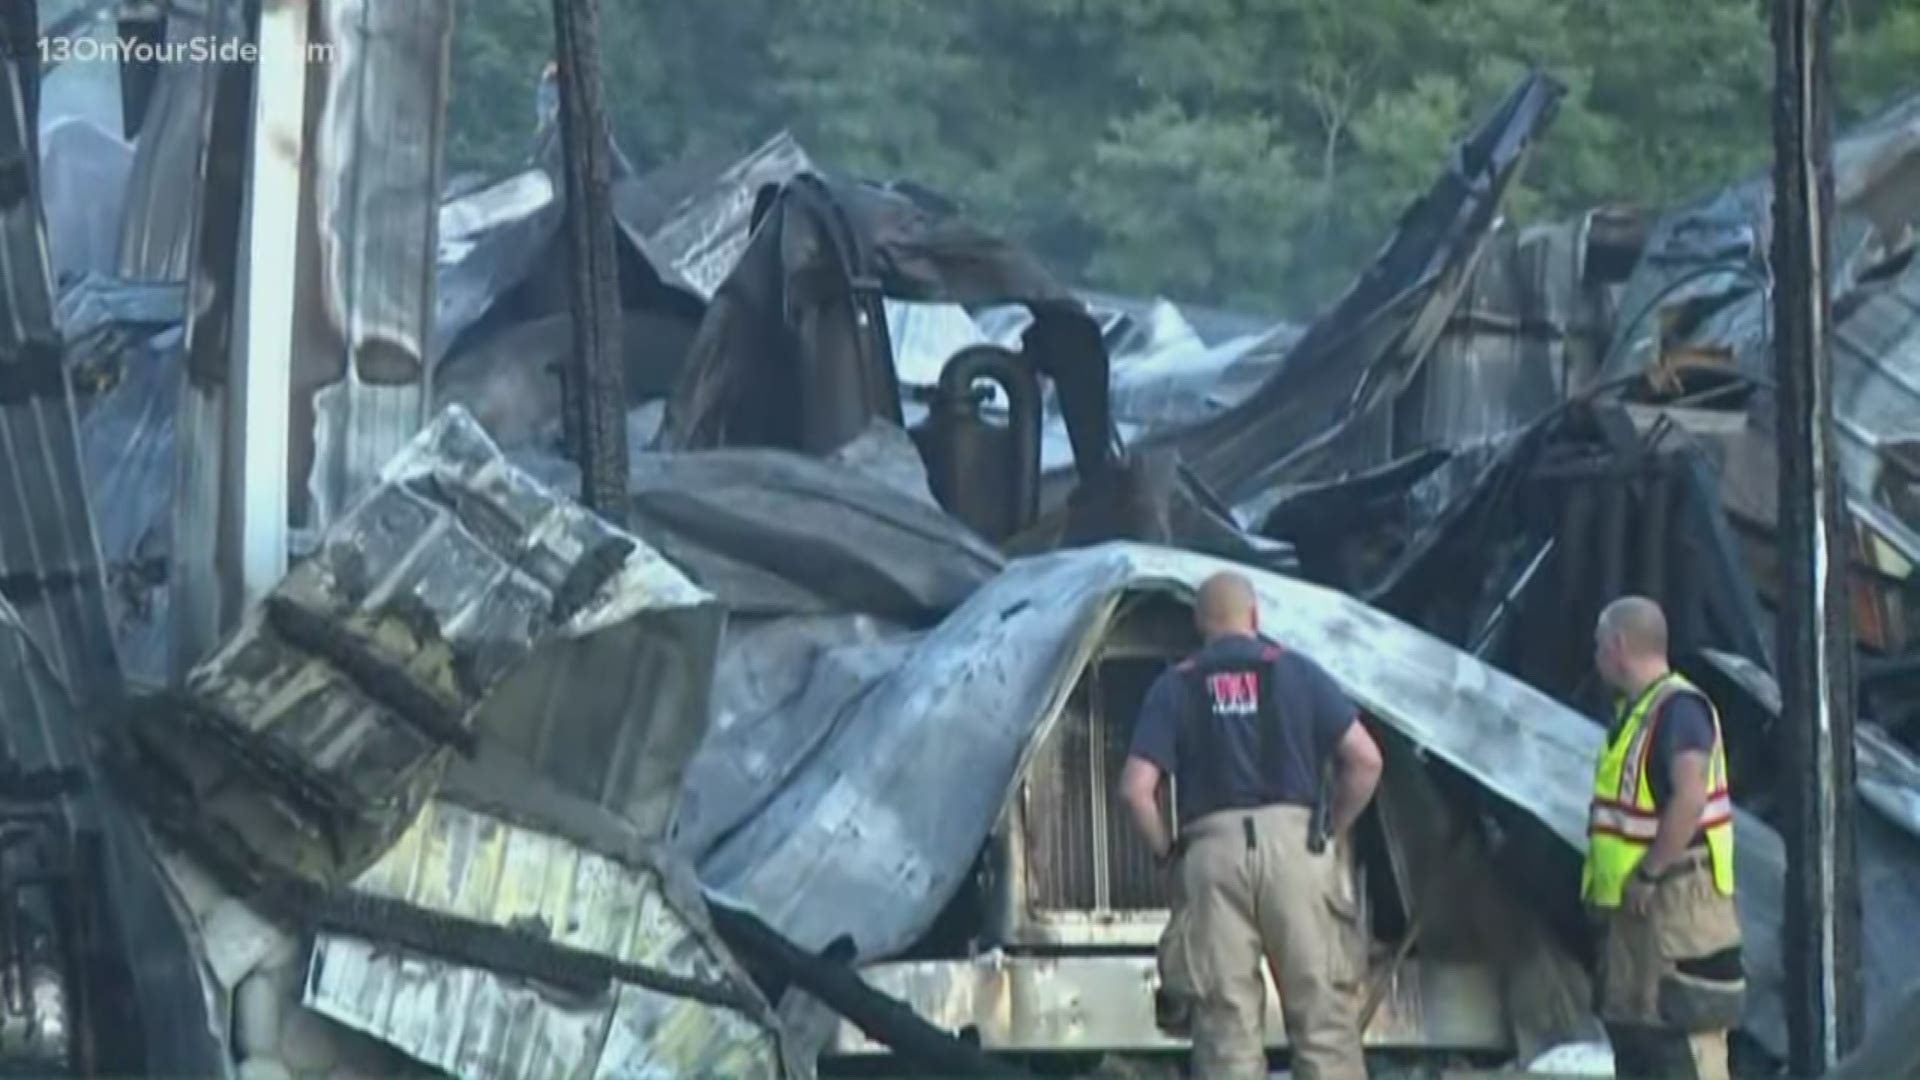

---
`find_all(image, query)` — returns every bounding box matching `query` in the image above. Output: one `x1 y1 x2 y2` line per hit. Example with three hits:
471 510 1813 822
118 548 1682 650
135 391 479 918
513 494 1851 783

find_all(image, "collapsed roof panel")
656 173 1113 481
1158 70 1567 507
687 539 1913 1060
86 406 786 1077
673 613 919 869
113 406 722 888
1599 93 1920 562
685 540 1603 957
1390 217 1602 457
646 130 817 299
435 168 562 361
623 425 1003 622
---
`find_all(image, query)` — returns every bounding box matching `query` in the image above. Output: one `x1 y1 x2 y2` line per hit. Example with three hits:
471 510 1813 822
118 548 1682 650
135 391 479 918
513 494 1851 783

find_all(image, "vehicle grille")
1025 662 1174 914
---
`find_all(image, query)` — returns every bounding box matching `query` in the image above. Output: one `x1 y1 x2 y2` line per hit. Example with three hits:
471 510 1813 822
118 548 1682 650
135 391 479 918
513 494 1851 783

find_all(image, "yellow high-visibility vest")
1581 671 1735 908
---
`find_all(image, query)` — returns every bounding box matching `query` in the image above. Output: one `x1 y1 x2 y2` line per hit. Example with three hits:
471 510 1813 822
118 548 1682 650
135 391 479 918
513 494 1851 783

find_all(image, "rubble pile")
6 8 1920 1078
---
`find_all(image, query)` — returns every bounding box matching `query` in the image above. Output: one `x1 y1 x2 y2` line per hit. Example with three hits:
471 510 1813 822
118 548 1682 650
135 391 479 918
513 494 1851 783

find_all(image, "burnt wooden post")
1769 0 1862 1070
550 0 628 512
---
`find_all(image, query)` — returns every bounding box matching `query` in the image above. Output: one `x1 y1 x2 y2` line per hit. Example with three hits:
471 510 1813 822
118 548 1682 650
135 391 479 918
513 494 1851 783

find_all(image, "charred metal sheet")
1858 730 1920 842
625 428 1002 622
118 406 722 890
688 540 1608 963
309 939 788 1080
433 298 702 456
1831 92 1920 239
304 792 796 1080
1627 406 1916 653
646 130 817 299
115 1 223 280
1156 70 1565 506
656 174 1114 483
435 169 559 360
1702 648 1920 845
304 0 456 529
1 599 229 1077
1102 326 1288 433
39 119 134 283
1829 979 1920 1080
886 300 990 387
689 540 1911 1059
430 156 707 445
1390 217 1604 455
673 614 916 863
1355 409 1771 695
1601 96 1920 557
1369 729 1602 1061
705 900 1029 1077
825 955 1507 1055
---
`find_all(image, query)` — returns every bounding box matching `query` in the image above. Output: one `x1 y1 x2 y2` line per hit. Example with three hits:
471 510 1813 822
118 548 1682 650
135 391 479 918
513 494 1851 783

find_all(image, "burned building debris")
6 0 1920 1074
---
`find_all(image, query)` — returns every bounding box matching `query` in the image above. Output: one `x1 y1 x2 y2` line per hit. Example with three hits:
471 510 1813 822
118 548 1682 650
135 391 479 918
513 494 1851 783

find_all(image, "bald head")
1595 596 1670 692
1196 571 1259 640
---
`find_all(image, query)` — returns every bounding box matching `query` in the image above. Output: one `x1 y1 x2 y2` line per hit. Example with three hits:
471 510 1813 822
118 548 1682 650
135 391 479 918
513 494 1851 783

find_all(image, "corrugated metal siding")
645 132 815 299
1393 218 1593 457
303 0 454 530
0 58 119 697
306 798 788 1080
1834 265 1920 497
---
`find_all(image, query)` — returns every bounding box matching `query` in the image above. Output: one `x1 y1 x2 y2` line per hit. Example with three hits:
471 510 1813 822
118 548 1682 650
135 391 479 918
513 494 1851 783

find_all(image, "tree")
444 0 1920 318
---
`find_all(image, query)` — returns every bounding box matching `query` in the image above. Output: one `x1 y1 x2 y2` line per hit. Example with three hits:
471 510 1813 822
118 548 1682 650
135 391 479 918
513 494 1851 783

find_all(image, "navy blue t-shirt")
1127 634 1357 825
1646 692 1716 810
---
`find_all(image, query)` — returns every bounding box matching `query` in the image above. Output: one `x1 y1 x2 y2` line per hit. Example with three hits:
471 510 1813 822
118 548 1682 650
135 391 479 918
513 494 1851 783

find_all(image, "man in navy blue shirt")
1119 571 1382 1080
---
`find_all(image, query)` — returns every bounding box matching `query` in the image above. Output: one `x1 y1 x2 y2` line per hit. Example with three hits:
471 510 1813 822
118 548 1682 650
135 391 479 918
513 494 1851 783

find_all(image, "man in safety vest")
1585 596 1746 1080
1119 571 1384 1080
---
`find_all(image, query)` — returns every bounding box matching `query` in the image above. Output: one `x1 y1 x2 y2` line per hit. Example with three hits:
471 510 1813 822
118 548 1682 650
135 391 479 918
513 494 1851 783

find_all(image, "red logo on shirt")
1205 671 1260 717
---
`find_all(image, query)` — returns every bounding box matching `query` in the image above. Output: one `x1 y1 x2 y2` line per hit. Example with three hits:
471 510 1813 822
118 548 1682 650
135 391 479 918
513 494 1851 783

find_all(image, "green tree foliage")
446 0 1920 317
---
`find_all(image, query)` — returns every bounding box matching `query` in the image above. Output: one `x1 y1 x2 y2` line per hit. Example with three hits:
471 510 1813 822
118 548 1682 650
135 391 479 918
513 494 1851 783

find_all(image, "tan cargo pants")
1156 804 1368 1080
1597 851 1746 1080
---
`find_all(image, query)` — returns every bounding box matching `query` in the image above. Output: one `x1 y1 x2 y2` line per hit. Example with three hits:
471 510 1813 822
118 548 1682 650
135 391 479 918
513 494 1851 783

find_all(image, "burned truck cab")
993 591 1196 951
828 592 1522 1064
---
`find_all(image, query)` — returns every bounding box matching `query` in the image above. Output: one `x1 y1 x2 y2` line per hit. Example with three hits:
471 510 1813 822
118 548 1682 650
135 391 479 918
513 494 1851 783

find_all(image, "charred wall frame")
550 0 629 513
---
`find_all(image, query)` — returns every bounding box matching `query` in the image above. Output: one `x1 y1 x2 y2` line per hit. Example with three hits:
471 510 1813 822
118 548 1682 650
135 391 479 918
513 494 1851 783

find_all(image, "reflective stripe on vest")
1581 672 1737 908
